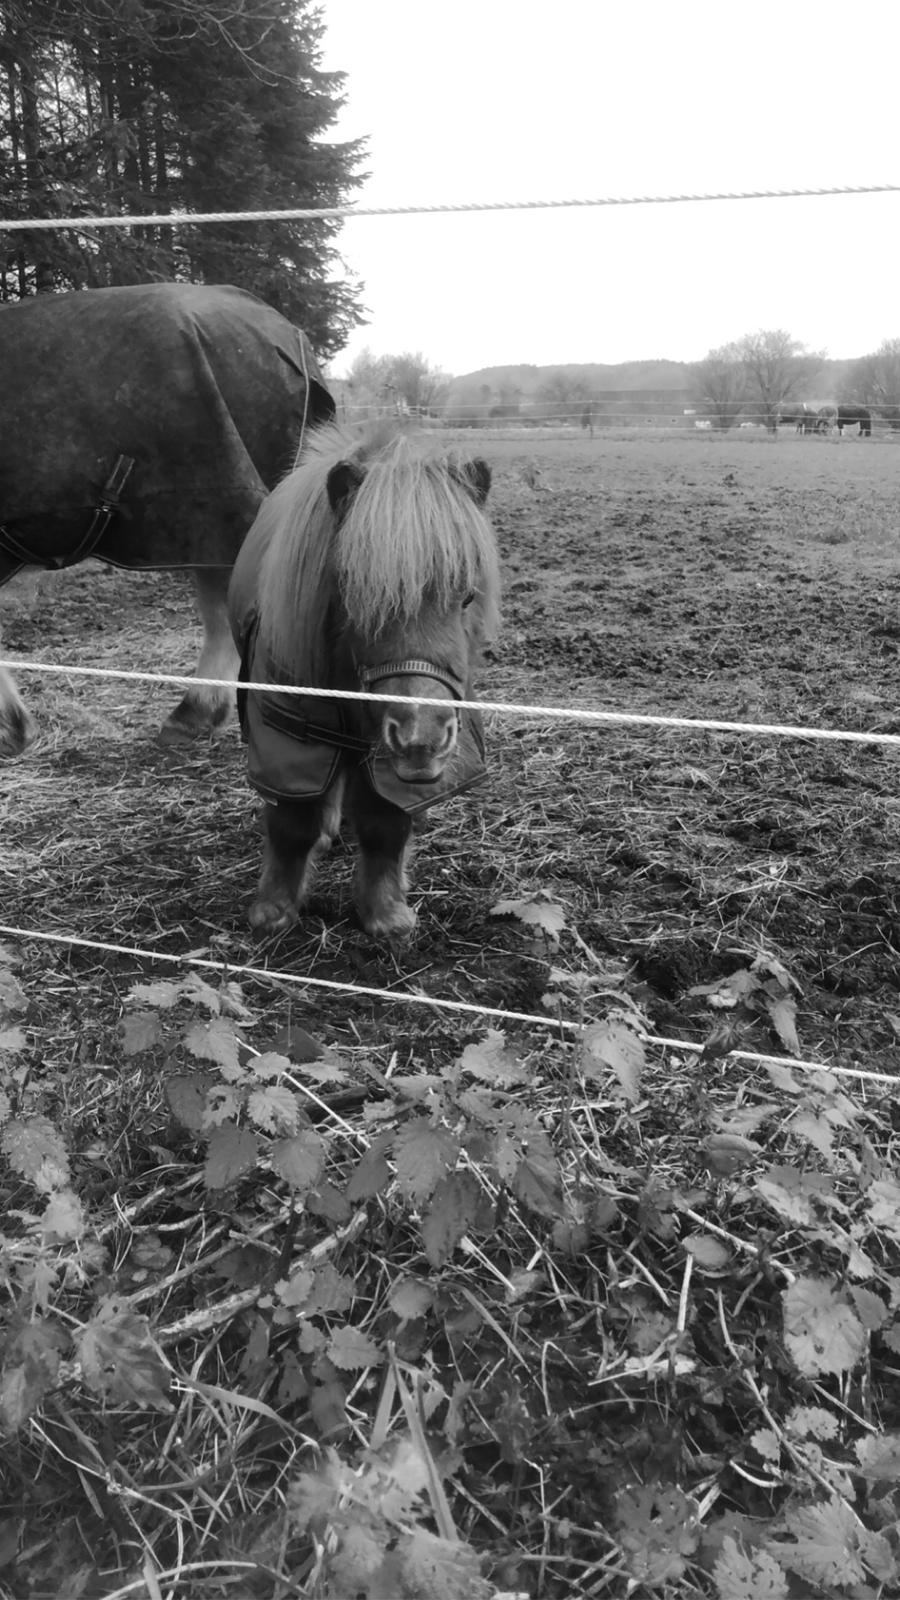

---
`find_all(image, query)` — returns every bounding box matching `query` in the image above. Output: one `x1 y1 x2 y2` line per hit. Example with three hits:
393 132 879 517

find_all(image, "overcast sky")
319 0 900 378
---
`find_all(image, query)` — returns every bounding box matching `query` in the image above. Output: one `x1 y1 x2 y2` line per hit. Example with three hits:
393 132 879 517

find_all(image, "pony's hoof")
157 697 230 747
156 721 198 749
361 904 417 943
249 898 299 935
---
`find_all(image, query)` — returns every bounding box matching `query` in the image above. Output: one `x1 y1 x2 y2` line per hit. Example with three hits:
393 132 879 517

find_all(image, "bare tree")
689 342 748 430
845 339 900 427
344 348 449 416
387 352 450 414
736 330 824 433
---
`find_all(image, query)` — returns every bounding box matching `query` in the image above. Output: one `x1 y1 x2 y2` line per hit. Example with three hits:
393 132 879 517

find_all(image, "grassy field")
2 429 900 1597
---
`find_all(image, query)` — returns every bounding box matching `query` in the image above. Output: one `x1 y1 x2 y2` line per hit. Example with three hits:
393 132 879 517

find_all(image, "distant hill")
447 359 692 401
445 357 858 420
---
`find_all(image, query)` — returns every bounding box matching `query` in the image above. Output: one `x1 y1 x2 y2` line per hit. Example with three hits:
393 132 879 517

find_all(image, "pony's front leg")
250 776 345 933
348 776 415 940
158 568 239 745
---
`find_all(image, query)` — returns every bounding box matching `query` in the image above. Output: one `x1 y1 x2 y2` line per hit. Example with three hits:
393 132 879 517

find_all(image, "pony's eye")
462 590 476 608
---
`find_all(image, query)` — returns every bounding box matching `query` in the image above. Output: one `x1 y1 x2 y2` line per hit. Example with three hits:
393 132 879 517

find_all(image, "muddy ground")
2 428 900 1077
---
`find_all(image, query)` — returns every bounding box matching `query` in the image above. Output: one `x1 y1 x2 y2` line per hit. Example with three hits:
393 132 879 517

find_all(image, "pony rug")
0 281 333 575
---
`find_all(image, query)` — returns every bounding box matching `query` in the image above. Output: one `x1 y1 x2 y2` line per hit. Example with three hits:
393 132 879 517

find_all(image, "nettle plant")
2 910 900 1596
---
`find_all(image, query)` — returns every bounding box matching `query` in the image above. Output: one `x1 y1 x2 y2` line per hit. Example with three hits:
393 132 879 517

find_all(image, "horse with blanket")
0 281 334 756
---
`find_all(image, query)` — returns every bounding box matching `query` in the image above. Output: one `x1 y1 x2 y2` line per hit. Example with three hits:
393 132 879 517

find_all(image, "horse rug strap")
237 624 487 815
0 453 135 571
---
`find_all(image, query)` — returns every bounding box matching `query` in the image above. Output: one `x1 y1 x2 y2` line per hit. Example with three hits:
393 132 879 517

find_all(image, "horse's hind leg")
348 776 415 940
250 776 345 934
158 568 239 745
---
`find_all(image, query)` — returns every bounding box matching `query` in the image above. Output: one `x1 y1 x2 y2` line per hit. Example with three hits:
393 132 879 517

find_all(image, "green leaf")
38 1189 84 1241
184 1017 244 1080
1 1116 70 1192
166 1073 216 1134
389 1279 433 1323
782 1277 867 1377
772 1497 869 1587
120 1010 163 1057
458 1030 529 1085
246 1051 293 1082
270 1130 325 1191
615 1484 700 1585
854 1432 900 1481
326 1326 383 1371
247 1085 300 1134
766 994 800 1054
683 1233 731 1269
421 1173 480 1267
394 1120 459 1202
513 1153 563 1218
128 979 183 1009
582 1019 645 1100
850 1286 889 1331
785 1405 838 1441
712 1536 788 1600
76 1299 172 1409
401 1527 491 1600
331 1522 386 1588
490 893 567 944
0 1320 67 1432
305 1264 356 1315
305 1182 353 1224
704 1133 759 1177
203 1123 260 1189
275 1268 315 1309
269 1023 324 1062
0 968 27 1017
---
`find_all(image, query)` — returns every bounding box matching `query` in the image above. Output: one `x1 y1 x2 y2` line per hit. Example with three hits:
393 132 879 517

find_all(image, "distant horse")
779 404 817 434
815 406 838 434
228 422 501 940
836 404 872 438
0 282 334 757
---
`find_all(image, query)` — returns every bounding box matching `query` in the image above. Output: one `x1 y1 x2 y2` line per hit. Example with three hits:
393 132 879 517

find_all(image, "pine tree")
0 0 365 354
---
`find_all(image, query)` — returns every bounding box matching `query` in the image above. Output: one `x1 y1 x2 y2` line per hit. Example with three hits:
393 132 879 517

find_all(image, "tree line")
0 0 365 355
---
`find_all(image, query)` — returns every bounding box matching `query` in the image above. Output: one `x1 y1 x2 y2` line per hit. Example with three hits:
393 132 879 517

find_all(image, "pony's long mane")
256 420 500 681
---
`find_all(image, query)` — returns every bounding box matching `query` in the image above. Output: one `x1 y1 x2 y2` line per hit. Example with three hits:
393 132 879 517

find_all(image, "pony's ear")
455 458 491 506
326 460 365 515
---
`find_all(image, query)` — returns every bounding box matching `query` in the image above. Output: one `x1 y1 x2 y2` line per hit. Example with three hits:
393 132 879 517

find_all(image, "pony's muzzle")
382 703 459 782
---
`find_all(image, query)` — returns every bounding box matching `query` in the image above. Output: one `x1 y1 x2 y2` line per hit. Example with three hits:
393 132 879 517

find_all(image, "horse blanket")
0 282 334 580
228 516 487 816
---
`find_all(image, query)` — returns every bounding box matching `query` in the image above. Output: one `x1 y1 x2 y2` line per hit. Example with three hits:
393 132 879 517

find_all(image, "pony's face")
347 591 484 784
326 452 493 785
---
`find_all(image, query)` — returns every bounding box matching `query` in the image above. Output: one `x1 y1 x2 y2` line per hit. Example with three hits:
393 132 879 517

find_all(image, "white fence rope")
2 657 899 751
1 923 890 1085
1 182 898 232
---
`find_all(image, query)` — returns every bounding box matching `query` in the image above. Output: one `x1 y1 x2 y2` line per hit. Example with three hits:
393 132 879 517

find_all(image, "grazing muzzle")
360 659 463 783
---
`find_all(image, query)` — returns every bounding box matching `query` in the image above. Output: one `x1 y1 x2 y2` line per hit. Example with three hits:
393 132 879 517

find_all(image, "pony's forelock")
256 421 500 678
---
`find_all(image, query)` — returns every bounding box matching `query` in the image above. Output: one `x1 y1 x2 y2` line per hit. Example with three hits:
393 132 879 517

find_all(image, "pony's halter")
359 659 465 701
